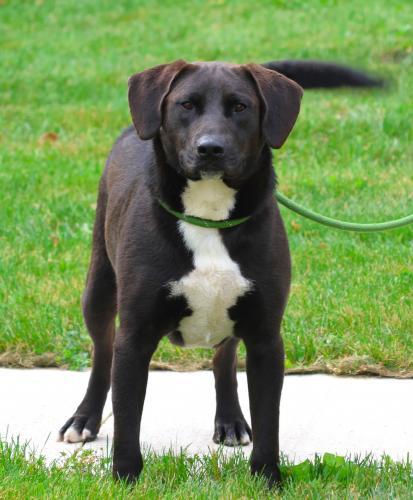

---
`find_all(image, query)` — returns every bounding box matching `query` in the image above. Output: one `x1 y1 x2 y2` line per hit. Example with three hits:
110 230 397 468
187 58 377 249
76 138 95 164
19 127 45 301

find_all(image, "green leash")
158 193 413 232
275 191 413 232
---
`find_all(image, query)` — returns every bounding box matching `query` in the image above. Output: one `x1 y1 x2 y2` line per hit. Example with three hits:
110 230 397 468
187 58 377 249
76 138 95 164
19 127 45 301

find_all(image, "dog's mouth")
177 151 244 182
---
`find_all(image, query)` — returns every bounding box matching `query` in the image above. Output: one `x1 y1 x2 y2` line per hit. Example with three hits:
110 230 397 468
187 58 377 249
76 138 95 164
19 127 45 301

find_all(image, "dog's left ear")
128 60 189 140
245 63 303 149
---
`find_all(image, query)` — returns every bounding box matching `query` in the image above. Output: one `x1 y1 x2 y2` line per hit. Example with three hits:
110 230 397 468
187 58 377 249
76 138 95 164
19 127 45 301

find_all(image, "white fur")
63 426 83 443
61 426 92 443
81 428 92 441
239 431 251 445
169 178 252 348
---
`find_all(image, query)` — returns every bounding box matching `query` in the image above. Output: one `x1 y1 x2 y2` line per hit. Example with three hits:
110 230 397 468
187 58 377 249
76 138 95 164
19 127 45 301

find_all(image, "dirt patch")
150 355 413 379
1 352 412 378
380 46 413 63
0 351 59 368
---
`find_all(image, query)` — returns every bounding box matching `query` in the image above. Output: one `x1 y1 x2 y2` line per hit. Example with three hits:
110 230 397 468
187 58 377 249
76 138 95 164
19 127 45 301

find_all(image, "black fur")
263 60 384 88
59 59 380 488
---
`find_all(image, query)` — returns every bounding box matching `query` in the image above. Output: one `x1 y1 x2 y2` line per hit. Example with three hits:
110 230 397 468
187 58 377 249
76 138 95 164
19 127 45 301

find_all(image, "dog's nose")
196 137 225 158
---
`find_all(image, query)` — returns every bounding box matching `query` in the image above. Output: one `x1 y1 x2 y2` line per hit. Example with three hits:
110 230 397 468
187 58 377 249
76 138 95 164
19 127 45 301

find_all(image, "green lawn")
0 0 412 373
1 440 413 499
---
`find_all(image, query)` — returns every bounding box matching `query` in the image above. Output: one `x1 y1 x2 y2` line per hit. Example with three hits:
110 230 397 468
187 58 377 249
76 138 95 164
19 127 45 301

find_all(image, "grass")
1 440 413 499
0 0 412 372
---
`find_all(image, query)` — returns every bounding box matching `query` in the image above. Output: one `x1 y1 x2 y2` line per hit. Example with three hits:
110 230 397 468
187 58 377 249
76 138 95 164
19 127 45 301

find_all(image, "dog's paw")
113 455 143 483
213 418 252 446
251 461 282 488
57 415 99 443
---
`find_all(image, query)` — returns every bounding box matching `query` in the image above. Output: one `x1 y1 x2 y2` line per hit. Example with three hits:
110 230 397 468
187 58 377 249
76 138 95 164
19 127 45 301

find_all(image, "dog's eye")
181 101 194 110
234 103 246 112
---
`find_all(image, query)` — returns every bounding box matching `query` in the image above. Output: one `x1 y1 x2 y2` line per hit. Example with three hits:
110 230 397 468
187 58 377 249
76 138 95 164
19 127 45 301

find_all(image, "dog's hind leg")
212 337 252 446
58 189 116 443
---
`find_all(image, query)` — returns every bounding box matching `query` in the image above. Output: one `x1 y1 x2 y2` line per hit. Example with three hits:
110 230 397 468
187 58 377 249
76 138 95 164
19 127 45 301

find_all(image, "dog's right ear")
128 60 189 140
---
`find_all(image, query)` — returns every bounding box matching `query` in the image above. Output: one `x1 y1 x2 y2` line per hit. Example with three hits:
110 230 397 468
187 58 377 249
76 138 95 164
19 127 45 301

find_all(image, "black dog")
58 60 381 486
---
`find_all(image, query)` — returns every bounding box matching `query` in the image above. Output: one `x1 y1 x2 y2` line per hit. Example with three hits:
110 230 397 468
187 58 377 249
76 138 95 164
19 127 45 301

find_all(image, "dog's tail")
262 60 384 89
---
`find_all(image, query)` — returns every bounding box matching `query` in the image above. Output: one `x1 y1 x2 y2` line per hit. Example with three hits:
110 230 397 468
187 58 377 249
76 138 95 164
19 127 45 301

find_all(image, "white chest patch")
169 178 252 348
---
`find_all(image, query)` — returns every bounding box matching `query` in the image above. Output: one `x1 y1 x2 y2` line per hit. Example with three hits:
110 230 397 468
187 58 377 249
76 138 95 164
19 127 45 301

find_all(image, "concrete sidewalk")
1 368 412 463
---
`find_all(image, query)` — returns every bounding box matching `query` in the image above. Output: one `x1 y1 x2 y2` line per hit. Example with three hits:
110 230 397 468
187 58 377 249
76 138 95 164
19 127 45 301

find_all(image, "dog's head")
128 60 303 182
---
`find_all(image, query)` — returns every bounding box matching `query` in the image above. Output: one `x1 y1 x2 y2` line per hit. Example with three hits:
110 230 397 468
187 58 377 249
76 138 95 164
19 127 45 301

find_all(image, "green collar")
157 198 251 229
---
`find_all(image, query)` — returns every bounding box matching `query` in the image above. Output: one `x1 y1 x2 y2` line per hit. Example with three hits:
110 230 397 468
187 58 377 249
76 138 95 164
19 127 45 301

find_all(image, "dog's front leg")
244 334 284 487
111 330 158 482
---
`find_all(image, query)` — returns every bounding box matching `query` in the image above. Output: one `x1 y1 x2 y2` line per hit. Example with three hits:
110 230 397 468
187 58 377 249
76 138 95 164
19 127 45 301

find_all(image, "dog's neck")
150 136 276 221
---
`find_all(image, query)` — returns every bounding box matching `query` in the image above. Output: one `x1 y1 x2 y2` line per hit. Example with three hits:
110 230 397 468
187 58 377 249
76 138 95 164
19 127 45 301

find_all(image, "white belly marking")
169 178 252 348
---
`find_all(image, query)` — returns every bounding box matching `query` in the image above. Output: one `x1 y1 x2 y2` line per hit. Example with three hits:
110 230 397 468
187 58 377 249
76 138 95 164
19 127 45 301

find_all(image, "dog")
58 59 381 486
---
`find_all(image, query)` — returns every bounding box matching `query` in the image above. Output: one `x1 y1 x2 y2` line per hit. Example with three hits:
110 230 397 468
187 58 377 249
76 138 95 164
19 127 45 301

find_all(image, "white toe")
223 436 237 446
63 426 83 443
81 428 92 440
239 432 251 445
